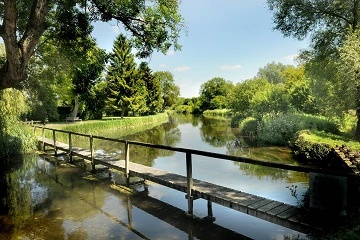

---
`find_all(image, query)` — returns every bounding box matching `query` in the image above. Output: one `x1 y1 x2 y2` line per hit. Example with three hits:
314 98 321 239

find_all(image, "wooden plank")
257 201 284 213
267 204 294 216
277 206 299 219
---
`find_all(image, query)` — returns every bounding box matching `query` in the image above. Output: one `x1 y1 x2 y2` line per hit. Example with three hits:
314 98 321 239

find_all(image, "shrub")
257 113 340 146
291 130 332 163
203 109 232 117
238 117 258 138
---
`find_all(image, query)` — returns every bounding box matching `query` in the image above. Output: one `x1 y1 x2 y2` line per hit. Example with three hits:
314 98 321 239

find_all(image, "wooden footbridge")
31 126 355 234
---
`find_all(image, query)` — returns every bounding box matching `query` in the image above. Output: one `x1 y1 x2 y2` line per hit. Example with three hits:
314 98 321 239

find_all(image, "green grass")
299 130 360 151
41 113 169 140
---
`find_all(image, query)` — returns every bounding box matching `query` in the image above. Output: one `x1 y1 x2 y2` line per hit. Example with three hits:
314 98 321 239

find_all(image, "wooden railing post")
68 132 73 162
52 129 57 156
90 135 95 172
125 140 130 186
186 152 193 215
42 126 45 151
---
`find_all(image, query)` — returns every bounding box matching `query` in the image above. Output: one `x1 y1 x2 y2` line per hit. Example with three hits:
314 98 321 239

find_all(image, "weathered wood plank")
267 204 294 216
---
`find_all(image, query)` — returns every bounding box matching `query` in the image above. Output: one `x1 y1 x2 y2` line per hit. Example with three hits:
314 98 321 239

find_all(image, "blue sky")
91 0 309 98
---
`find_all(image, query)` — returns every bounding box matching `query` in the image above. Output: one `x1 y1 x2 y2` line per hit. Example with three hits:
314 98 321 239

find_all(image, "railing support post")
69 132 73 162
186 152 193 215
42 126 45 152
52 129 57 156
90 135 95 172
207 200 213 217
125 141 130 186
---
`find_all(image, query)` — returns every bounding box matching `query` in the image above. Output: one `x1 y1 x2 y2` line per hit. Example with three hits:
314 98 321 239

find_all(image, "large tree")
267 0 360 139
0 0 184 90
105 34 138 118
138 62 163 115
199 77 233 111
153 71 180 111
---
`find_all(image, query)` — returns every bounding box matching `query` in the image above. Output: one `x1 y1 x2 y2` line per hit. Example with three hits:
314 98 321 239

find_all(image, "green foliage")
238 117 258 138
199 77 233 111
267 0 357 59
256 61 290 84
174 105 193 115
0 89 36 158
257 113 340 146
138 62 163 115
229 77 269 117
106 34 139 117
153 71 180 110
291 131 332 163
203 109 232 117
267 0 360 138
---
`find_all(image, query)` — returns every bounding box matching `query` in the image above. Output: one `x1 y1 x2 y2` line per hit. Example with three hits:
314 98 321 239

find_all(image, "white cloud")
174 66 191 72
160 64 166 68
220 64 242 70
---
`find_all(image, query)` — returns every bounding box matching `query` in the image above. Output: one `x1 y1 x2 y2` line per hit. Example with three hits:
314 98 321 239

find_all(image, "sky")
91 0 309 98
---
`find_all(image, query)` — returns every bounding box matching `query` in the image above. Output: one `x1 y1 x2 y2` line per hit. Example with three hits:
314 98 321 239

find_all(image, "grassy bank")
42 113 169 141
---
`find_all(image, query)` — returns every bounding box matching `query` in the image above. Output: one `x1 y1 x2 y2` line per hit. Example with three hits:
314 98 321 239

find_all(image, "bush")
238 117 258 138
257 113 340 146
174 105 193 115
203 109 232 117
291 130 332 163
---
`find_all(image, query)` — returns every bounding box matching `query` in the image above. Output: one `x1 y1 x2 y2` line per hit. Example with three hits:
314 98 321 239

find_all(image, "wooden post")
52 129 57 156
90 135 95 172
42 126 45 152
68 132 73 162
186 152 193 215
207 200 213 218
125 141 130 186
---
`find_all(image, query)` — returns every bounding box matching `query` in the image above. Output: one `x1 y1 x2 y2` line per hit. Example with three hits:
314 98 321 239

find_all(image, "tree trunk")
0 0 48 90
70 95 79 117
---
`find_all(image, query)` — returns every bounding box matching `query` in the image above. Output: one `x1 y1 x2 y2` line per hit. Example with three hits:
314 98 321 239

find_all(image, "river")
0 115 310 240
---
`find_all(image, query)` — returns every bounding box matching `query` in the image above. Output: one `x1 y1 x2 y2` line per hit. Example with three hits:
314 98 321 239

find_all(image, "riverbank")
45 113 169 138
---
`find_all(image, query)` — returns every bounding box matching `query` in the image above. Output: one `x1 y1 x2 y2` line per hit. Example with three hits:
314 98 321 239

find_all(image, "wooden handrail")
32 125 357 177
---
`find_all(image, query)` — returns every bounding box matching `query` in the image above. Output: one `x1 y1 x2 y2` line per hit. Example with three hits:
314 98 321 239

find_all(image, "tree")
71 40 107 119
138 62 163 115
0 0 184 90
153 71 180 110
105 34 138 118
229 78 270 117
256 62 290 84
199 77 233 111
267 0 360 139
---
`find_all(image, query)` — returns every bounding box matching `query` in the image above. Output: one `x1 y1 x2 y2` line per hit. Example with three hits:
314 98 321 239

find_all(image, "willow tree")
267 0 360 139
0 0 184 90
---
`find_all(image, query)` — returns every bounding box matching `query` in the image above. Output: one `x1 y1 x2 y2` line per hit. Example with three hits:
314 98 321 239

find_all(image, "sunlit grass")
299 130 360 151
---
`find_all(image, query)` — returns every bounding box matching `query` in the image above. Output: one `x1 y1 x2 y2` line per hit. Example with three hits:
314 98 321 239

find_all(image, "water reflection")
1 154 263 239
0 115 313 239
